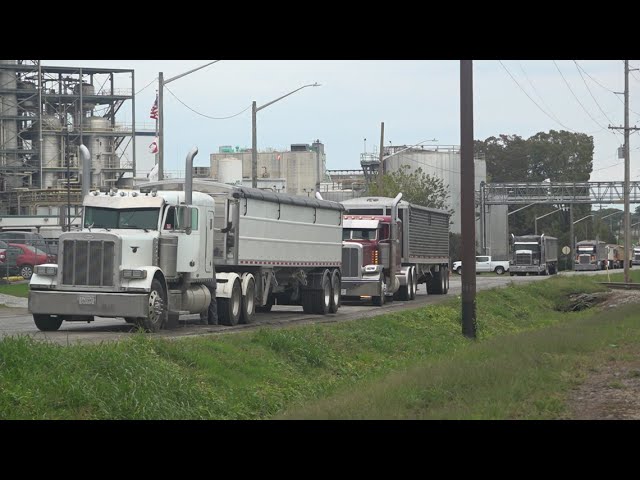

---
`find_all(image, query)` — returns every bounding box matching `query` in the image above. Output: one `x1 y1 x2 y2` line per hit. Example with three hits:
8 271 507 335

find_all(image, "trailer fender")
241 273 256 297
215 272 242 298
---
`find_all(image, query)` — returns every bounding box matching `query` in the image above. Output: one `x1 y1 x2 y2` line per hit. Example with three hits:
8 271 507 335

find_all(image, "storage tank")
39 115 63 188
218 157 242 185
84 116 115 187
73 82 96 110
17 81 38 110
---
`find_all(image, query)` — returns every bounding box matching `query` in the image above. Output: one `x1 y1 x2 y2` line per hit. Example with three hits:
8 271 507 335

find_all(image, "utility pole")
609 60 639 283
460 60 476 339
377 122 384 189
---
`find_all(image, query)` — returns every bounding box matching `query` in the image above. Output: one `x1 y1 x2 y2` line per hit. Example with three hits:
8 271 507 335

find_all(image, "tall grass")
0 274 635 419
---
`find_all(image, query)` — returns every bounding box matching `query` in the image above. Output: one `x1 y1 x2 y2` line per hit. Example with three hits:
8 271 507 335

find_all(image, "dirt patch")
565 288 640 420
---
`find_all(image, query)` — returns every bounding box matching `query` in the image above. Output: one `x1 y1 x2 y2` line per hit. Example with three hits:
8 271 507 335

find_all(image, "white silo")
218 157 243 185
39 114 63 188
0 60 18 188
84 116 115 187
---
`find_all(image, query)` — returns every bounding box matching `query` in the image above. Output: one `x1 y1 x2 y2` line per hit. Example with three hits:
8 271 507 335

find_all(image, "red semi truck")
339 194 450 305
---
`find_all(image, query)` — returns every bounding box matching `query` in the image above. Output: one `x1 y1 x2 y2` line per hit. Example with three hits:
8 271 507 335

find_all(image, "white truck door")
476 256 490 272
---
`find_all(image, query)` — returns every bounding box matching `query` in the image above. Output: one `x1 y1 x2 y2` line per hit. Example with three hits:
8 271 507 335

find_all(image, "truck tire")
430 269 445 295
442 266 449 294
135 278 167 333
200 282 218 325
33 314 63 332
240 277 256 324
218 279 241 326
409 268 417 300
312 271 331 315
329 269 341 313
494 266 505 275
372 278 386 306
456 267 462 275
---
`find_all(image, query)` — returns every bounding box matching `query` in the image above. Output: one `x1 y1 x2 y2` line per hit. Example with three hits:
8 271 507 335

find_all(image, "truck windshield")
514 243 540 253
84 207 160 230
343 228 377 241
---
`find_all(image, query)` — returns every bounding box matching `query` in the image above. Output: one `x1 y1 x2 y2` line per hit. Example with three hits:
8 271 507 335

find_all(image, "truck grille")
516 253 531 265
635 254 640 262
579 255 591 264
342 246 360 278
62 240 115 286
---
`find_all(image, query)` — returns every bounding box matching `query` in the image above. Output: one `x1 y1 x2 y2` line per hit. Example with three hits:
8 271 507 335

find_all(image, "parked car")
0 240 21 276
9 243 50 279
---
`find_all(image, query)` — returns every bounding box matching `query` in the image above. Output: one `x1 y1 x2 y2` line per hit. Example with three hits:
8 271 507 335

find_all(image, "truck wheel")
312 271 331 315
200 283 218 325
21 264 34 280
33 314 63 332
135 278 167 333
329 270 341 313
456 267 462 275
430 269 445 294
372 278 386 306
442 266 449 294
240 277 256 324
218 279 241 326
494 266 505 275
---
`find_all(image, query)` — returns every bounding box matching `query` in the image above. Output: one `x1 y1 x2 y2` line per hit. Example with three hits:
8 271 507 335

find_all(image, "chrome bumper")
29 290 149 318
341 277 381 297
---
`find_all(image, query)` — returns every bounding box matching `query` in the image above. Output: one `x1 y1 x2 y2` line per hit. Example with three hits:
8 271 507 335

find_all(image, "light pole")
534 207 565 235
158 61 220 181
252 83 320 188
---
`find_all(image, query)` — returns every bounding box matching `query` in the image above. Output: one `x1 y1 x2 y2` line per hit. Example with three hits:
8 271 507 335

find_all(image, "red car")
9 243 50 279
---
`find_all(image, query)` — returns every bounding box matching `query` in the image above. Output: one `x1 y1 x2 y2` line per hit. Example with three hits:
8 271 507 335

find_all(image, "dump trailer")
509 234 558 276
339 195 450 305
633 246 640 266
29 147 344 333
574 239 607 271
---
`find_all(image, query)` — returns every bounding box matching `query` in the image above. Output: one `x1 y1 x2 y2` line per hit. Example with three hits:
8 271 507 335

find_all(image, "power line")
518 61 568 128
553 60 610 132
498 60 599 134
136 77 157 96
573 61 623 140
164 85 251 120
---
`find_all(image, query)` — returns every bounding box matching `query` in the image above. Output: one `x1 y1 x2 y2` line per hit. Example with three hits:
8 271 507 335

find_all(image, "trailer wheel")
430 268 445 294
33 314 63 332
312 270 332 315
218 279 241 326
372 278 386 306
240 277 256 324
442 266 449 294
329 269 341 313
410 268 418 299
135 278 167 333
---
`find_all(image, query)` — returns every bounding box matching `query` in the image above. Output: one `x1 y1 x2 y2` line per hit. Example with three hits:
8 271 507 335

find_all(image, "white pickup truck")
452 255 509 275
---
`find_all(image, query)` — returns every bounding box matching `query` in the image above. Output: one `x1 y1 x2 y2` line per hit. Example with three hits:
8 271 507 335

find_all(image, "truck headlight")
533 259 539 265
122 269 147 279
34 265 57 276
363 265 381 273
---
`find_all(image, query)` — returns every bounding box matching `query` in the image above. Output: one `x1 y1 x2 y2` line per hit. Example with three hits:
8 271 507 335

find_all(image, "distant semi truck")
509 234 558 276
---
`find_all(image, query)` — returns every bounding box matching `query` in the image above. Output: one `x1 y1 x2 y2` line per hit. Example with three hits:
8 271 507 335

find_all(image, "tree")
367 165 451 212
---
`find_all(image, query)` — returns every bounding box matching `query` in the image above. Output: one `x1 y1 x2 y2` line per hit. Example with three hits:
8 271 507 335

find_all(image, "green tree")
368 165 451 212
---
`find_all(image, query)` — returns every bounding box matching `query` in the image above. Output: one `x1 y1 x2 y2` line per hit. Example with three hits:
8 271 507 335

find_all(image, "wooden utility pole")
609 60 639 283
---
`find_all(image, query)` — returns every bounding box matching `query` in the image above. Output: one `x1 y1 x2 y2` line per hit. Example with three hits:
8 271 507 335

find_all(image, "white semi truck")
28 148 344 332
339 195 450 305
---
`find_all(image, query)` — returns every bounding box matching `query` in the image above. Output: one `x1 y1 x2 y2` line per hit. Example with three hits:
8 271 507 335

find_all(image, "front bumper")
510 265 543 273
341 277 381 298
574 264 599 271
29 290 149 318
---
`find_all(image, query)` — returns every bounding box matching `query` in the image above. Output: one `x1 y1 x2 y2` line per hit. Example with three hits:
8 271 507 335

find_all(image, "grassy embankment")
1 271 639 419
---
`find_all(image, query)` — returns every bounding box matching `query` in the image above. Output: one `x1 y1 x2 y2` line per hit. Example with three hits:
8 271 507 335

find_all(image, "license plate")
341 289 347 295
78 295 96 305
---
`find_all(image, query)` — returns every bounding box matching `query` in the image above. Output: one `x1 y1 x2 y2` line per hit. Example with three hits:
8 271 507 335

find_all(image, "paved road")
0 270 611 345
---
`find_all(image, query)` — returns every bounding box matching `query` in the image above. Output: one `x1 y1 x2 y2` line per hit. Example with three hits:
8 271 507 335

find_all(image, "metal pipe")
80 144 90 199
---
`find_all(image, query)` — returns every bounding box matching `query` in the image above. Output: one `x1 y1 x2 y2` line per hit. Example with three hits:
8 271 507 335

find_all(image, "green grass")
0 283 29 298
0 274 636 419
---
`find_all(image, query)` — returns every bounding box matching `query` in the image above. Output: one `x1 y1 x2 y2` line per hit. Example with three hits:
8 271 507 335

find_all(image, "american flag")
150 94 159 120
149 137 158 154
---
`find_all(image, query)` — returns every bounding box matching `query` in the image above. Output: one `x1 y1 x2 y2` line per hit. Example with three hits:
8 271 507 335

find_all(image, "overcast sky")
44 60 640 185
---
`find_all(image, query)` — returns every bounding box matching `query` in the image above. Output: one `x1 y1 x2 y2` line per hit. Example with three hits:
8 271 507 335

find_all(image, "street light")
252 83 321 188
158 61 220 181
534 207 565 235
572 214 594 225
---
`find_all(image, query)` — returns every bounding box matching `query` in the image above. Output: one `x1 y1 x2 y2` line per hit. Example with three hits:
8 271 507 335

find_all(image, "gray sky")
45 60 640 184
